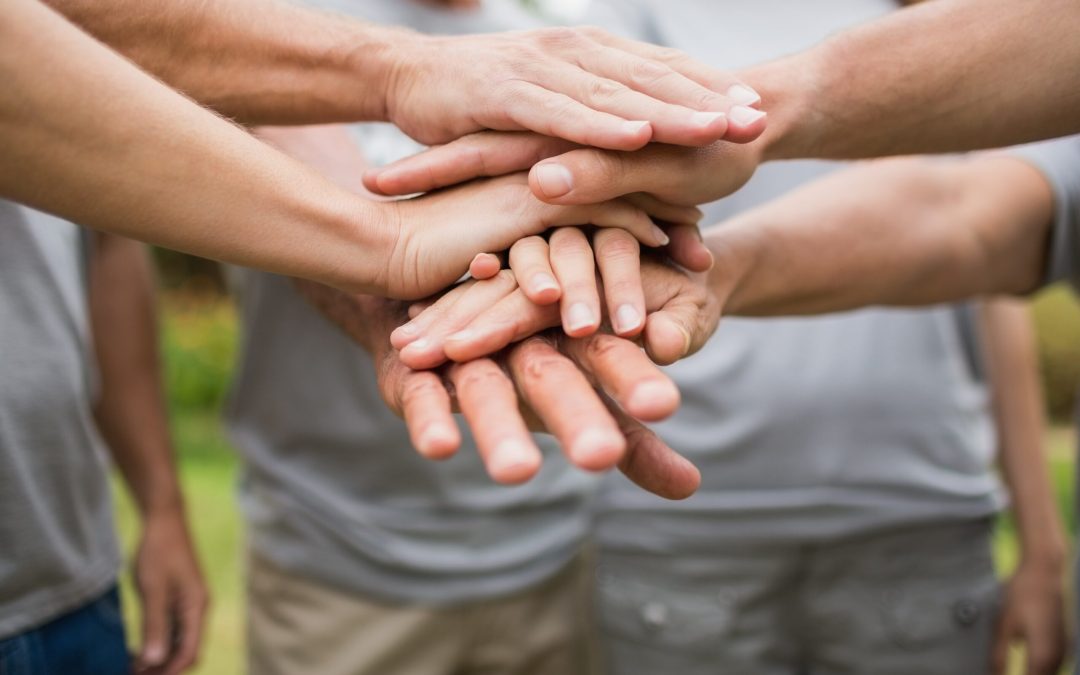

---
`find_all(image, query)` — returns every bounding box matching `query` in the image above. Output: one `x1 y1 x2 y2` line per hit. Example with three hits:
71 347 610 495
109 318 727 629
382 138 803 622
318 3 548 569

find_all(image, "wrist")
314 195 401 296
703 220 762 315
740 44 829 163
356 26 427 126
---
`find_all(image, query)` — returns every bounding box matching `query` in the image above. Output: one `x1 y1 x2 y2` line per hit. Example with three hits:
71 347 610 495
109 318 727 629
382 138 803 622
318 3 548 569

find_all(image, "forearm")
2 0 392 294
707 156 1054 316
45 0 402 125
90 234 183 517
979 298 1067 564
749 0 1080 161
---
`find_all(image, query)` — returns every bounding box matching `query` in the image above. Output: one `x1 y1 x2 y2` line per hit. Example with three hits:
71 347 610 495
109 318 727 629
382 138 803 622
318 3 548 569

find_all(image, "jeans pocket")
876 573 1000 651
89 587 124 633
0 632 44 675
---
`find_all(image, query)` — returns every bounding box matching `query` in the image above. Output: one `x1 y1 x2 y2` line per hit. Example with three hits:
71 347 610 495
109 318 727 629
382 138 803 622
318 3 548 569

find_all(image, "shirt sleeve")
1008 136 1080 290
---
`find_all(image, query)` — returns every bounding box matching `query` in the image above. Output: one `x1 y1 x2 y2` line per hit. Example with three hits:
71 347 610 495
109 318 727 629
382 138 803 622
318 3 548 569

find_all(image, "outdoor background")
107 251 1080 675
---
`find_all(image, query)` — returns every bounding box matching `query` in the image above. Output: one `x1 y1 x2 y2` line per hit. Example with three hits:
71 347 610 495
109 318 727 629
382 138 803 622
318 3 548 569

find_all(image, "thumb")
643 292 718 366
990 609 1017 675
365 132 576 196
137 578 171 669
529 148 634 204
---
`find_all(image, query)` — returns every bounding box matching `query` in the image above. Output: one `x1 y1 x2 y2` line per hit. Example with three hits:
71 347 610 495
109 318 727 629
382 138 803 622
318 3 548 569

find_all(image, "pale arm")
89 233 208 675
978 298 1067 675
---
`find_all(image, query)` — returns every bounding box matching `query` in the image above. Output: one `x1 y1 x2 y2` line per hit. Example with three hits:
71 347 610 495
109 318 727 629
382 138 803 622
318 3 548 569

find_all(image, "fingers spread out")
593 228 645 337
363 132 578 197
399 368 461 460
449 359 542 484
508 336 625 472
509 236 561 305
564 332 679 422
549 228 601 337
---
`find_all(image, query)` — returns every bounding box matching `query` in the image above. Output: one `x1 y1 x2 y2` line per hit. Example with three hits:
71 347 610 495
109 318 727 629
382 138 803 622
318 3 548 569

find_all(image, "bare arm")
89 233 207 675
978 298 1067 675
708 155 1055 316
2 0 391 293
46 0 763 148
754 0 1080 161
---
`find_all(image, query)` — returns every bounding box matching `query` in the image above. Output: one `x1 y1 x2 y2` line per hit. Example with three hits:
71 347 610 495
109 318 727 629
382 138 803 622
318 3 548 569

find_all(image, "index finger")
162 596 207 675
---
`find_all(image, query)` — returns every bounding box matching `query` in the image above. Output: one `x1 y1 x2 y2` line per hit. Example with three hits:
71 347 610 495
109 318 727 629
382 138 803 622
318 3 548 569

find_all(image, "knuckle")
586 77 626 102
534 26 583 49
629 58 676 88
402 375 440 402
457 367 507 392
584 333 623 362
577 25 607 41
652 46 688 64
596 230 640 260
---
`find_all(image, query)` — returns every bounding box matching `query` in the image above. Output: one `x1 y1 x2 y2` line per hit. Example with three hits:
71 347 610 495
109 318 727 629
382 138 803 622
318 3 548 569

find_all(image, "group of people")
2 0 1080 674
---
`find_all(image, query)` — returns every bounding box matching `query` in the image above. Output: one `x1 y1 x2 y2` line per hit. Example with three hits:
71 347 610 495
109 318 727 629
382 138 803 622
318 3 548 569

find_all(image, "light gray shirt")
1011 137 1080 289
0 202 119 638
593 0 1004 552
224 0 597 605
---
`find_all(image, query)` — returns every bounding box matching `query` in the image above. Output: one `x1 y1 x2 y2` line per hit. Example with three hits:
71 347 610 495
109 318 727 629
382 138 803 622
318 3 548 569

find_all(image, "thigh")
39 586 129 675
594 547 802 675
466 553 598 675
246 550 463 675
806 520 1000 675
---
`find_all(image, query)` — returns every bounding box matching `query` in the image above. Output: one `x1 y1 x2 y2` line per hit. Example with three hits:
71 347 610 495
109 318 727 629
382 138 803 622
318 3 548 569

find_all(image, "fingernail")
566 303 596 333
627 380 678 415
622 120 650 136
533 163 574 198
397 322 419 336
418 427 458 458
651 225 671 246
143 644 166 665
615 304 642 334
729 105 767 127
446 329 475 343
570 428 625 470
488 440 539 481
691 111 726 128
726 84 761 106
532 273 559 294
401 337 431 356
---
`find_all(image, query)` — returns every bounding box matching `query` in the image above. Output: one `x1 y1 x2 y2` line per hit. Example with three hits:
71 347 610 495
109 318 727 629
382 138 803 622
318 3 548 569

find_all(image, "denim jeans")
0 586 129 675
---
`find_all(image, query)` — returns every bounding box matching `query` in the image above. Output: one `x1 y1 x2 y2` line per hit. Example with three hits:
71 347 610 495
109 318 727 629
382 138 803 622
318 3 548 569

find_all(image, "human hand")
376 172 699 300
991 557 1068 675
384 26 766 149
464 221 712 342
364 130 763 207
395 251 723 369
132 510 208 675
367 299 700 498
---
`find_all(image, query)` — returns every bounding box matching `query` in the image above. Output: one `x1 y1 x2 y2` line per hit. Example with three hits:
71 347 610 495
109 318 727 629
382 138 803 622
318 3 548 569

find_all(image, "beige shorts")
246 549 598 675
596 519 1000 675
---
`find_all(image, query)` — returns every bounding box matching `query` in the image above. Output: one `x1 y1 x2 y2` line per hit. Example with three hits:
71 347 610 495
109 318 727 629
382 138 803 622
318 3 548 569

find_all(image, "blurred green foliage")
1031 284 1080 421
161 293 238 414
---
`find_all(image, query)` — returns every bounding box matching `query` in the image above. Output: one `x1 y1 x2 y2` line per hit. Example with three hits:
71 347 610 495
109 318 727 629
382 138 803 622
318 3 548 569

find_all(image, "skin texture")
89 234 207 675
979 300 1068 675
3 0 697 302
46 0 764 147
260 123 700 497
365 0 1080 207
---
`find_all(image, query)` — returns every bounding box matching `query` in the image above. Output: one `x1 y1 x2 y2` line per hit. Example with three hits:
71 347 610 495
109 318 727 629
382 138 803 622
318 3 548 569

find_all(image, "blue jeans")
0 586 129 675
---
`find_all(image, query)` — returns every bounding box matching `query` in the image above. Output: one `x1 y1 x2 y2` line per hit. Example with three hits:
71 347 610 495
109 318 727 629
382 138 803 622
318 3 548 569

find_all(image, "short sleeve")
1008 136 1080 290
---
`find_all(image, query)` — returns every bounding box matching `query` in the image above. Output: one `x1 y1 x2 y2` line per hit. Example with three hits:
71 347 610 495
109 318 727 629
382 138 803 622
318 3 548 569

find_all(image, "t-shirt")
224 0 598 605
592 0 1004 552
1010 137 1080 288
0 201 119 638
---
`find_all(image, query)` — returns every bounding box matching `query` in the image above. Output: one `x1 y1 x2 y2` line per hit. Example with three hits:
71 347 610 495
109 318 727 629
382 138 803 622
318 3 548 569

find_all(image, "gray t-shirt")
593 0 1003 551
1010 137 1080 288
0 201 119 638
225 0 597 605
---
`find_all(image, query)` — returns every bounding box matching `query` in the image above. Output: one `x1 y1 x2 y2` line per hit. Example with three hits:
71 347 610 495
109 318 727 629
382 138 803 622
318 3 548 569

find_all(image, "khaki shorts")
247 549 598 675
596 519 1000 675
